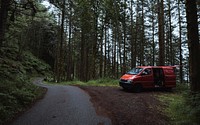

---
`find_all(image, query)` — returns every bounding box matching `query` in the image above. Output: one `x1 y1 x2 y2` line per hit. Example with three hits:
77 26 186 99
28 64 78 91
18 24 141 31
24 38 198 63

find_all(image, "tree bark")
122 0 127 74
178 0 183 83
158 0 165 66
151 3 155 66
99 25 104 78
168 0 173 65
0 0 11 47
66 0 73 81
130 0 135 68
104 24 107 77
186 0 200 92
141 0 145 66
91 0 98 79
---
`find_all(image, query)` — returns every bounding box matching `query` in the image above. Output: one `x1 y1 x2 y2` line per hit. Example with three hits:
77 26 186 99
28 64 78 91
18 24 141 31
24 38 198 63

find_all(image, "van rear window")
127 68 143 75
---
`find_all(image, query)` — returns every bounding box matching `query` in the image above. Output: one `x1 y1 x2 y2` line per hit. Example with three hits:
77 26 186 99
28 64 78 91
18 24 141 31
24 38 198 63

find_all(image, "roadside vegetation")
0 47 51 125
158 84 200 124
46 77 119 87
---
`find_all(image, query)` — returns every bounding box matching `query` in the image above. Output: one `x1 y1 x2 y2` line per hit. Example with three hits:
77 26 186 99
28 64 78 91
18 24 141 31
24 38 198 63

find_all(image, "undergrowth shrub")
159 84 200 124
47 77 119 86
96 78 118 84
175 83 190 93
0 93 18 124
0 47 50 124
0 79 43 125
184 92 200 124
86 78 118 86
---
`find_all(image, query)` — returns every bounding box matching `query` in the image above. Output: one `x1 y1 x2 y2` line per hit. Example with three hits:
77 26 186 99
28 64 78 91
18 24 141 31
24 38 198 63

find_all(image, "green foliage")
22 51 52 76
0 47 50 124
184 92 200 124
87 78 118 86
61 80 86 86
0 79 45 125
158 93 188 124
0 47 51 78
0 48 27 82
175 83 190 93
47 78 119 86
0 1 53 124
158 84 200 124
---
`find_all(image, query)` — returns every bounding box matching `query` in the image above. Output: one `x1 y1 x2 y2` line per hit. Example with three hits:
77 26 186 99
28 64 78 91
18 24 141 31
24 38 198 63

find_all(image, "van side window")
142 68 152 75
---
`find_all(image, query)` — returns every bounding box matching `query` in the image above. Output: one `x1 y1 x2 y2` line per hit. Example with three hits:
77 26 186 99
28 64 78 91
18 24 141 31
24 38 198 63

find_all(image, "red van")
119 66 176 92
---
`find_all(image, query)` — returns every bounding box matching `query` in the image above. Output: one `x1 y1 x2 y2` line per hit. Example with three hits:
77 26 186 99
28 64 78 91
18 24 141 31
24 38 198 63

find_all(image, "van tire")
133 84 142 93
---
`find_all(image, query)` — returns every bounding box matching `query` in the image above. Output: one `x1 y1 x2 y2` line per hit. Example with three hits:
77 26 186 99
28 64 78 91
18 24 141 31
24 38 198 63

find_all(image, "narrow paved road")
11 78 111 125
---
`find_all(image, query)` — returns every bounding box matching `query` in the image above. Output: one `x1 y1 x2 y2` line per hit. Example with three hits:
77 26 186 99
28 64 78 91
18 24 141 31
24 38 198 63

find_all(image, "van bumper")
119 79 134 89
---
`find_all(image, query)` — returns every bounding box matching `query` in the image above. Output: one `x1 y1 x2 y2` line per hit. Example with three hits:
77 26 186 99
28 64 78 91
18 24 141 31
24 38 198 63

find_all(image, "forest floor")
79 86 170 125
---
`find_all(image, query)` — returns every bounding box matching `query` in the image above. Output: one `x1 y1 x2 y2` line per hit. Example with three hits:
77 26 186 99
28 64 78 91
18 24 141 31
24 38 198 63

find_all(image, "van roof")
137 66 176 69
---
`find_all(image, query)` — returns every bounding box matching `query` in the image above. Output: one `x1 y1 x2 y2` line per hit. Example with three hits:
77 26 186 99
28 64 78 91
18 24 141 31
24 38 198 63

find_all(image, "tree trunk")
80 31 86 81
130 0 135 68
54 0 66 82
114 0 120 77
167 0 173 65
178 0 183 83
99 25 104 78
0 0 11 47
104 24 107 77
91 1 98 79
54 11 62 82
59 0 65 82
158 0 165 66
122 0 127 74
66 0 73 81
112 27 117 78
141 0 145 66
151 3 155 66
134 17 138 67
186 0 200 92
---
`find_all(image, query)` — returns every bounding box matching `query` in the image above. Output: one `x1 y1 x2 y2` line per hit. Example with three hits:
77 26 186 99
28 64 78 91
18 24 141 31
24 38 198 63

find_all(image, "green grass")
158 93 189 124
46 78 119 87
86 78 119 86
157 84 200 125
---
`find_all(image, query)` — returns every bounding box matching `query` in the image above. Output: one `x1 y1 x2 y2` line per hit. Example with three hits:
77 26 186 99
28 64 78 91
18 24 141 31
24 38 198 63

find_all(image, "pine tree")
185 0 200 92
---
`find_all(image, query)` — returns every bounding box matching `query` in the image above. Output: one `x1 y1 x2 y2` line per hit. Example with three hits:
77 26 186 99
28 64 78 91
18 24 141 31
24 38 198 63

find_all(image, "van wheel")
133 84 143 93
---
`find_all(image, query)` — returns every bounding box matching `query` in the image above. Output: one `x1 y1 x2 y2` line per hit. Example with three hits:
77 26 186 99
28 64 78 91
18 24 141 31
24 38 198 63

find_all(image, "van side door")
163 69 176 87
153 68 164 86
140 68 154 88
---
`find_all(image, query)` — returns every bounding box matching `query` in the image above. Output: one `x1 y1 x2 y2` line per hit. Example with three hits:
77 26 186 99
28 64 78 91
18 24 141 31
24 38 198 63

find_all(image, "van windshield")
127 68 143 75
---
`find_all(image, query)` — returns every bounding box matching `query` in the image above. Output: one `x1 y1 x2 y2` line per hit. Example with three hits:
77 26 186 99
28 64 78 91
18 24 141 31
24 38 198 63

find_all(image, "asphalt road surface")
11 78 111 125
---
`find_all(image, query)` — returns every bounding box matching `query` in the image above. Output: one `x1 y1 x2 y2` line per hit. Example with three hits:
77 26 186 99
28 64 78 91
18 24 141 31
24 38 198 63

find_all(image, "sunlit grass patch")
87 78 118 86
